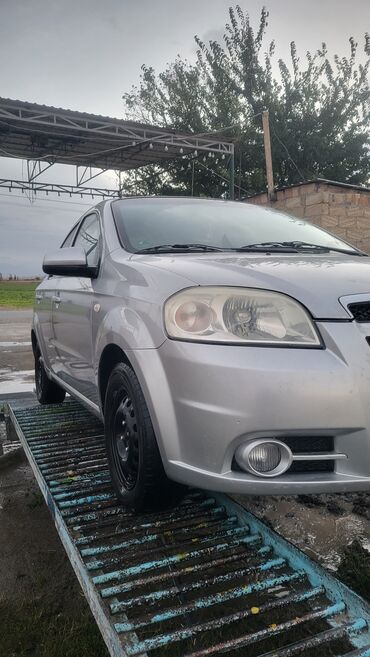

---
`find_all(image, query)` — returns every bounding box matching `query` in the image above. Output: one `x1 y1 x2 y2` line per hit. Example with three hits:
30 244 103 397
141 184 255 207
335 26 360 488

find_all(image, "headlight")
164 287 322 346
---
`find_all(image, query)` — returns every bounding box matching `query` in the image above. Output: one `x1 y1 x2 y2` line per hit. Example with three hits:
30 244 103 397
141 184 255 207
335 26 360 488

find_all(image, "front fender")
31 313 49 366
94 304 166 361
92 308 176 465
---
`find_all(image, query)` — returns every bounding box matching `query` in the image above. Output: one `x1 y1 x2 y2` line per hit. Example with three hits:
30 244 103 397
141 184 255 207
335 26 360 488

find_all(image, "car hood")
135 252 370 319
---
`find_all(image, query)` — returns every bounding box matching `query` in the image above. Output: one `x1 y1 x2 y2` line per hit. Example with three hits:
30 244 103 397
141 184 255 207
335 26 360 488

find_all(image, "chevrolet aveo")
32 197 370 511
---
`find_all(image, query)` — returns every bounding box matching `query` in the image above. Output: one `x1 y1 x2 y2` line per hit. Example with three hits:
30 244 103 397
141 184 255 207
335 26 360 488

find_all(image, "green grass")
0 600 109 657
0 280 39 308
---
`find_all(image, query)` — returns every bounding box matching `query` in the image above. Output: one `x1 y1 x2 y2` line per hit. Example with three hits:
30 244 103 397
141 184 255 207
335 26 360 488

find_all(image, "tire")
35 347 66 405
104 363 179 512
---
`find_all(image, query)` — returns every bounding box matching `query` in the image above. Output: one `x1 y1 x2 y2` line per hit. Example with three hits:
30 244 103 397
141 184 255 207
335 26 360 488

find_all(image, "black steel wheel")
104 362 180 512
112 395 140 491
35 347 66 404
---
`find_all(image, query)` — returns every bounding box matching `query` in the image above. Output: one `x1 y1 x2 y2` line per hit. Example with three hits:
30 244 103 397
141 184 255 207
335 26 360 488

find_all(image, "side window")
61 222 80 248
73 213 102 268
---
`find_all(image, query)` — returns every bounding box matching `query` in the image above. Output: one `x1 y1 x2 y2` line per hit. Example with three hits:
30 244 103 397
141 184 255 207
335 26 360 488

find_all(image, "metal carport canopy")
0 97 234 172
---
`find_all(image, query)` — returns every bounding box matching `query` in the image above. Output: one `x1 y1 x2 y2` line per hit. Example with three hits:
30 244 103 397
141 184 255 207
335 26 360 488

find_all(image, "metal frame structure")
0 97 235 199
0 178 119 199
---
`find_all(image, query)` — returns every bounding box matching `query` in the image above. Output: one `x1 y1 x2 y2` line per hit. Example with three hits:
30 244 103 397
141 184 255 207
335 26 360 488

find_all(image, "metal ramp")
7 399 370 657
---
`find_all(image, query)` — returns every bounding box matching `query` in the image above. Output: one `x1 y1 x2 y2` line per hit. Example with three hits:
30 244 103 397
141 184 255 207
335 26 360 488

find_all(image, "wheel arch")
98 344 134 413
31 328 38 356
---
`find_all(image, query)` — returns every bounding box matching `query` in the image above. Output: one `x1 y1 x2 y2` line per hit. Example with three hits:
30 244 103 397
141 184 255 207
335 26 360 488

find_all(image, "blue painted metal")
7 399 370 657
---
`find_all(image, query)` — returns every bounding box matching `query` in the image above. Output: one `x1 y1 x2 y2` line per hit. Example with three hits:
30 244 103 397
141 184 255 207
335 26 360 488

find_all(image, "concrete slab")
0 308 33 394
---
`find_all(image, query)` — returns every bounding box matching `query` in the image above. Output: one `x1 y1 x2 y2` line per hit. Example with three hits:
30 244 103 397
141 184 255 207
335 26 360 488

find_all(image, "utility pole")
116 170 123 198
229 149 235 200
262 110 275 201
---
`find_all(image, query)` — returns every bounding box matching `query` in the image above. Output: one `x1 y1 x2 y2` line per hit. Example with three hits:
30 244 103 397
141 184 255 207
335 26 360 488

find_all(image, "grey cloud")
0 196 90 276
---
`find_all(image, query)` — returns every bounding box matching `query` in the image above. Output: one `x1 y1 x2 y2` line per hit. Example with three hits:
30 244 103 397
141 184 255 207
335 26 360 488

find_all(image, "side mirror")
42 247 97 278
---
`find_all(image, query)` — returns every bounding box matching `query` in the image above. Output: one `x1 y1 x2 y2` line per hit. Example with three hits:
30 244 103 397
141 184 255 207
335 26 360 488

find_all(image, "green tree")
123 6 370 197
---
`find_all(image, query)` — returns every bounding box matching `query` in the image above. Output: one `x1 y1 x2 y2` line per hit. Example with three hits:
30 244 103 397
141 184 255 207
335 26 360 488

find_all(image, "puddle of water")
236 494 370 573
0 368 34 394
0 380 34 394
0 369 33 378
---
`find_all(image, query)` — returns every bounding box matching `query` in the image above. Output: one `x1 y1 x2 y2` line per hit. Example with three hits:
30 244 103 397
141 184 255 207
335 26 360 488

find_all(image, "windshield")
111 197 358 254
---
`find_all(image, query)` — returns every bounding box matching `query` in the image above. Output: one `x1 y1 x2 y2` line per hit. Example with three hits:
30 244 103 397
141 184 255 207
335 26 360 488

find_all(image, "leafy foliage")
123 6 370 197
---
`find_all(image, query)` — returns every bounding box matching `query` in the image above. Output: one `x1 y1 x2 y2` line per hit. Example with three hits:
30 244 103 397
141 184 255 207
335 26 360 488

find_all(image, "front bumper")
132 320 370 494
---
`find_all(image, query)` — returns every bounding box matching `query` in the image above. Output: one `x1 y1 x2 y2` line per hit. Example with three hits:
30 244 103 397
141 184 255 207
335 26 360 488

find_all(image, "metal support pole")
229 149 235 200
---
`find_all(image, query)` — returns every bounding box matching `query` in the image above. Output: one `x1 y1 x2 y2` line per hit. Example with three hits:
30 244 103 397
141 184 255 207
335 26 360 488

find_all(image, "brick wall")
245 181 370 253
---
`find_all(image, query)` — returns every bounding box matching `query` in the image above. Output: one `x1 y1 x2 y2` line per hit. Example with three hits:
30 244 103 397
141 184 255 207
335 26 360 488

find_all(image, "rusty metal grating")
7 399 370 657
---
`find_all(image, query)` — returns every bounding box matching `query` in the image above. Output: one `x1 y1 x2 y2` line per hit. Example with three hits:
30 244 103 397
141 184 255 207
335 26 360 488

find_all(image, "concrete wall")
245 181 370 253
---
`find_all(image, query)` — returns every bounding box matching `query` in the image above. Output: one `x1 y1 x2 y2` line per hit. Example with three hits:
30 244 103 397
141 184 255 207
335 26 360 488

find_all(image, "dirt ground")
0 309 369 655
236 492 370 571
0 419 108 656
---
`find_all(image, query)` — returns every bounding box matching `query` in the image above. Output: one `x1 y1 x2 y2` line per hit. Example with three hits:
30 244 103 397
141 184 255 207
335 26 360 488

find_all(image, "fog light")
235 439 293 477
249 443 281 473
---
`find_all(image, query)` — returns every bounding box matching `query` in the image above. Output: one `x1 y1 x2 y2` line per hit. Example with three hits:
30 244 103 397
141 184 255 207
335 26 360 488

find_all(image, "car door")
35 220 80 372
34 275 57 370
52 211 102 403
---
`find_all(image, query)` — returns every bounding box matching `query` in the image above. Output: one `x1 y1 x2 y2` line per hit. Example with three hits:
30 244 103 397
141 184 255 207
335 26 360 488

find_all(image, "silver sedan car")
32 197 370 510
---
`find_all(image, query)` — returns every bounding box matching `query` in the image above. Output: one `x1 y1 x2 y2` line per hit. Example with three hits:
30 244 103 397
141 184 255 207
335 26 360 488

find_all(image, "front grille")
281 435 333 454
288 459 334 473
281 436 334 474
348 301 370 322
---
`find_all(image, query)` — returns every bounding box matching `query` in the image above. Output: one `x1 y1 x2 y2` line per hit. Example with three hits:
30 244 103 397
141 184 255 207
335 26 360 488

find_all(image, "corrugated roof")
0 97 233 172
0 96 187 135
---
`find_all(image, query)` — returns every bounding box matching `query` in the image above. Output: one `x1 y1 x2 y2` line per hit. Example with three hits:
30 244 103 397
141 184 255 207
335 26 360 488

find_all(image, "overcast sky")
0 0 369 275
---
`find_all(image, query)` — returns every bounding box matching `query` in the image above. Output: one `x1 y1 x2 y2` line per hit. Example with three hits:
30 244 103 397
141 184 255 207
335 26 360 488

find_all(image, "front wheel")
104 363 179 512
35 348 66 404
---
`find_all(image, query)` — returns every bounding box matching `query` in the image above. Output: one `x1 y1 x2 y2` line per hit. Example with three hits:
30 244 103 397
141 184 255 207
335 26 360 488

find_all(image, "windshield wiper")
276 241 363 255
235 242 300 252
136 240 364 256
136 243 226 254
284 241 367 256
236 241 362 255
